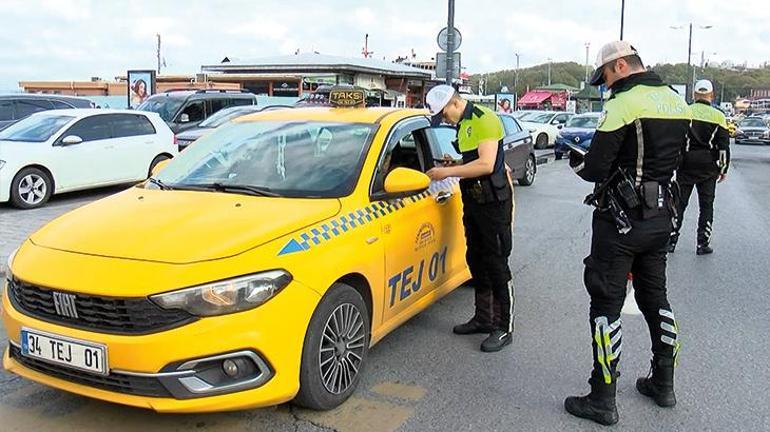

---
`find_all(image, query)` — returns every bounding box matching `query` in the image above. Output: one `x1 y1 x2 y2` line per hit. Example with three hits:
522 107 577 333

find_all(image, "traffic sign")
436 52 462 79
437 27 462 51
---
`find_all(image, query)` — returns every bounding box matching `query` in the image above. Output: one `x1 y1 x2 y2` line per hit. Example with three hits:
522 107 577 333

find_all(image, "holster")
639 181 669 220
461 169 511 204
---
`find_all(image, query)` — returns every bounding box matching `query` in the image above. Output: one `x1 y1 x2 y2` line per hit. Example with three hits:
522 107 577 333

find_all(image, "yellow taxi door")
371 117 463 323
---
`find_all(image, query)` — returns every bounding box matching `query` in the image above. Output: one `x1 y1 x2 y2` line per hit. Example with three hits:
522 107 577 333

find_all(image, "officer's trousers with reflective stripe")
672 176 717 247
584 209 679 385
462 196 514 332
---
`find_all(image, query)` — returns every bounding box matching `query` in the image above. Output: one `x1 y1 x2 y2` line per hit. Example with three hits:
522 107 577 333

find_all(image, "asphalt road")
1 144 769 431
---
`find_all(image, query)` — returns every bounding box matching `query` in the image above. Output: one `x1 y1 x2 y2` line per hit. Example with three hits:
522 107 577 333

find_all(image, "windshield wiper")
176 182 280 197
147 177 174 190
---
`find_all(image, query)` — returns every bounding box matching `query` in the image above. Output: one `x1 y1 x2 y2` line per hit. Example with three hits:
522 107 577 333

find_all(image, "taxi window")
371 119 430 194
155 121 377 198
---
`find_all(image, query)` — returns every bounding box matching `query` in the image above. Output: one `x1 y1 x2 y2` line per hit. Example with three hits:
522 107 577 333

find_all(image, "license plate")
21 328 108 375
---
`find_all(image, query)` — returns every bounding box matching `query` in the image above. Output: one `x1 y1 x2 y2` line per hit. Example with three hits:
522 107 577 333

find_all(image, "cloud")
0 0 768 92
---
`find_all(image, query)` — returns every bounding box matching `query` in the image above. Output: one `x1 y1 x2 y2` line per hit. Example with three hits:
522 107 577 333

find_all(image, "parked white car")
519 111 574 149
0 109 176 209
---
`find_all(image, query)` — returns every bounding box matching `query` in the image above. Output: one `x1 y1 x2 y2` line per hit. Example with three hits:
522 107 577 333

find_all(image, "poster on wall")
495 93 516 113
127 70 156 109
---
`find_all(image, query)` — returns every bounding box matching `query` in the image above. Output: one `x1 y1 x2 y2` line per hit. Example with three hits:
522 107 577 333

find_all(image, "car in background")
498 113 537 185
175 105 294 150
431 113 536 186
735 117 770 145
0 94 95 131
519 110 574 149
137 89 257 134
554 112 601 160
0 109 176 209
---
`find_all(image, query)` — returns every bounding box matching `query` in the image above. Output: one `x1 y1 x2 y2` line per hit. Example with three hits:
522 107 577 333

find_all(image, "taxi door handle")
435 191 453 204
366 237 379 245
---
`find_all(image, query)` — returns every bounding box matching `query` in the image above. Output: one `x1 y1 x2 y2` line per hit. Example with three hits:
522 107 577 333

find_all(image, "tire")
293 283 370 410
534 133 549 149
517 155 536 186
10 167 53 209
148 154 171 178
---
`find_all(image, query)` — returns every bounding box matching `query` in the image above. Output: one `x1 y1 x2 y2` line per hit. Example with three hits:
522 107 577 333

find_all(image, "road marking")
371 382 427 402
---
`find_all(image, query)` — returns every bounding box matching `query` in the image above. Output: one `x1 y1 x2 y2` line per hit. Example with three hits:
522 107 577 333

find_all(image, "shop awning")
517 91 552 105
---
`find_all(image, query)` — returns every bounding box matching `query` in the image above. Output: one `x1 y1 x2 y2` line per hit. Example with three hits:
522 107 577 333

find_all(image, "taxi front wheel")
294 283 370 410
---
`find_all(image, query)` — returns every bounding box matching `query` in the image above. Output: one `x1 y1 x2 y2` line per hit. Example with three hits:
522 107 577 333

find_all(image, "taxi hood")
30 187 341 264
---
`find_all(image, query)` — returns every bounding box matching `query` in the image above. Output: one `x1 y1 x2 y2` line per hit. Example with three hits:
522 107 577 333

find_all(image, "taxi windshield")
153 120 377 198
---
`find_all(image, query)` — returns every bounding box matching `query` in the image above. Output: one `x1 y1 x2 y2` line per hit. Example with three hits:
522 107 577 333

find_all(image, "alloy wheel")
18 174 47 205
319 303 366 395
525 157 535 183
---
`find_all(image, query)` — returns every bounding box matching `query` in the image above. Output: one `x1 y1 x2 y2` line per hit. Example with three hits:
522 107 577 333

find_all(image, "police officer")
668 79 730 255
565 42 690 425
424 85 514 352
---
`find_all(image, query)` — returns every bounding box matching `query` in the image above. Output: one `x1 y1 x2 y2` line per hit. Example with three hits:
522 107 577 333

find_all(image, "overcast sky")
1 0 768 91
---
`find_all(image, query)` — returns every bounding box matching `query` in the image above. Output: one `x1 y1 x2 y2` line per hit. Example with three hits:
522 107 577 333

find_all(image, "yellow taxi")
2 88 471 412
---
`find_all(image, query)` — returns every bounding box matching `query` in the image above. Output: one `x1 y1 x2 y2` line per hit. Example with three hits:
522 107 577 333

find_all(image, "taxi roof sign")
329 86 366 108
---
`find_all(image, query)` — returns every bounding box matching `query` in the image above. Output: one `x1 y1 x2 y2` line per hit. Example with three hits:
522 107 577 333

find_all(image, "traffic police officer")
565 42 691 425
668 79 730 255
425 85 515 352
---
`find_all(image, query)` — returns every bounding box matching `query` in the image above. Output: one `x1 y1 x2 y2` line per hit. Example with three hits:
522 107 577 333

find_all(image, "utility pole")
445 0 455 85
687 22 693 101
584 43 591 83
514 52 520 106
620 0 625 40
156 34 162 74
547 58 552 86
671 23 713 103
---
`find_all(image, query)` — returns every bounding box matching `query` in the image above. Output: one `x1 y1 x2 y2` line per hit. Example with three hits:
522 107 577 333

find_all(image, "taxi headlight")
151 270 292 316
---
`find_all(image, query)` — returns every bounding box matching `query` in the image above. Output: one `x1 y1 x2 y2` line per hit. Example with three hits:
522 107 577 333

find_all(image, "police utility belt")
584 168 672 234
460 169 511 204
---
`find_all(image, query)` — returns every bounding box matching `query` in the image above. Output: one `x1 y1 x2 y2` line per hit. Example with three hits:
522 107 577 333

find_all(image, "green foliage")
470 62 770 103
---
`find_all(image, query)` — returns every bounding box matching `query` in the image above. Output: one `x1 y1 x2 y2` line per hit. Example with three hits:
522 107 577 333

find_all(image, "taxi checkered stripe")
278 178 459 256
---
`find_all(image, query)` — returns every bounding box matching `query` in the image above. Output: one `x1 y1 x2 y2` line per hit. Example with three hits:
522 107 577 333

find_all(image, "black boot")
565 378 619 426
480 330 512 352
696 244 713 255
636 357 676 407
453 318 494 335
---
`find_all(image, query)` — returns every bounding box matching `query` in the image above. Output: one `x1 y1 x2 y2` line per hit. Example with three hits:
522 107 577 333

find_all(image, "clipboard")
565 142 587 156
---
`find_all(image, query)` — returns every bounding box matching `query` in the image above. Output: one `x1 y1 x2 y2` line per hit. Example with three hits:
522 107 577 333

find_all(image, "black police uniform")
566 71 690 424
451 102 515 350
669 100 730 254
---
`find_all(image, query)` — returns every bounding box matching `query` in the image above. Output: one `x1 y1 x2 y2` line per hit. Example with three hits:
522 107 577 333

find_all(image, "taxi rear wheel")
294 283 370 410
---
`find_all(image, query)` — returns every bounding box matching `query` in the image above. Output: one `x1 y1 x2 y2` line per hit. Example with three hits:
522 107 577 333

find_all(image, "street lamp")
584 43 591 84
670 23 714 102
514 52 520 102
547 57 552 86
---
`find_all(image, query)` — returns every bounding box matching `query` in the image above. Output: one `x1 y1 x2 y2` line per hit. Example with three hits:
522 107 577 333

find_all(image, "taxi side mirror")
150 159 171 177
383 167 431 196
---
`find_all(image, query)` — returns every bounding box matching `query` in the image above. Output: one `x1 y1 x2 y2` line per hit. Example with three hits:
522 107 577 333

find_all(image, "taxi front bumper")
2 278 321 413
